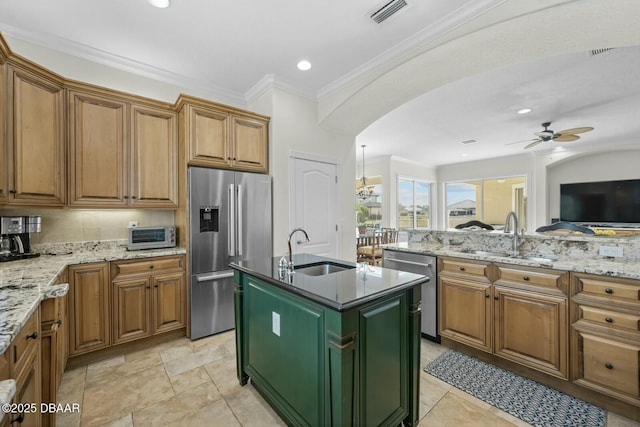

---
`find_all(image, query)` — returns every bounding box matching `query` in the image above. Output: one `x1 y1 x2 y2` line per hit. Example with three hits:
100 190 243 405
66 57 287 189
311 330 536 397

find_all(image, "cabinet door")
6 64 65 205
493 286 568 379
68 89 128 207
438 276 492 352
131 104 178 208
113 277 152 344
68 263 110 356
186 104 230 168
230 115 268 173
152 271 186 334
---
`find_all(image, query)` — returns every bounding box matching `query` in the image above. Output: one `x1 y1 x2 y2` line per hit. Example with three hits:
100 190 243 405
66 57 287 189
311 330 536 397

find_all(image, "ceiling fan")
510 122 594 149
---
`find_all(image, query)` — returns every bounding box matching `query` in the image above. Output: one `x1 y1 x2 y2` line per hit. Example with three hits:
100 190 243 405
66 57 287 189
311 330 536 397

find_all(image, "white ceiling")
1 0 639 168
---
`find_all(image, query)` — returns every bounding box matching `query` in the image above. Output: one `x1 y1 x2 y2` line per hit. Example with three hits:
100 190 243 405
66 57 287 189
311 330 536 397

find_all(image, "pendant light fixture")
357 145 376 200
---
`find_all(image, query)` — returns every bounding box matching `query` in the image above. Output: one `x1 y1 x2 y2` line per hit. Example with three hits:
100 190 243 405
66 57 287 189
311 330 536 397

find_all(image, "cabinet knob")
227 157 231 160
149 265 154 269
9 189 16 194
459 266 465 271
26 331 38 340
146 286 150 289
605 362 613 369
605 317 613 323
131 196 137 199
233 157 237 161
605 288 613 294
494 296 499 300
124 195 129 199
485 293 490 298
522 276 530 281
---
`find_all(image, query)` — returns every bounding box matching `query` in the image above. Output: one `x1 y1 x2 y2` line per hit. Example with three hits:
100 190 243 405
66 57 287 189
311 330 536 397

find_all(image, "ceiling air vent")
370 0 408 24
590 48 614 56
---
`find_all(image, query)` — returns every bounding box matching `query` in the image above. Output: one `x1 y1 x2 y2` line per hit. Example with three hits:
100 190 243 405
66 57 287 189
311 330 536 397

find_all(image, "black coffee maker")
0 216 41 262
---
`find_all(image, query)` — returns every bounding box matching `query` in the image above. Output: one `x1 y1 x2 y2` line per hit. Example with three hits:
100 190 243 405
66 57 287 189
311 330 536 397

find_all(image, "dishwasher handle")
384 257 433 268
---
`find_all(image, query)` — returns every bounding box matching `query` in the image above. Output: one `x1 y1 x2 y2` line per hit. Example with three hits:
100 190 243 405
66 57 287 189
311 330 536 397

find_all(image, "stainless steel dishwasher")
383 249 439 342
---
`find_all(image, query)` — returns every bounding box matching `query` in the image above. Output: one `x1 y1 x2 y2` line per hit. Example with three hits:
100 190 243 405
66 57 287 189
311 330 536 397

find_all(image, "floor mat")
424 349 606 427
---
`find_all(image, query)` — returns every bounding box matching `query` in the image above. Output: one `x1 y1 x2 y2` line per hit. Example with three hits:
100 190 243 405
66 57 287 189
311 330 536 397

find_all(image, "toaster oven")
128 226 176 250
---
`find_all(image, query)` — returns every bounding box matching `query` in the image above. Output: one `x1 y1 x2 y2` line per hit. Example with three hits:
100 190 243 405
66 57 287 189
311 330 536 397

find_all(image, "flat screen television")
560 179 640 227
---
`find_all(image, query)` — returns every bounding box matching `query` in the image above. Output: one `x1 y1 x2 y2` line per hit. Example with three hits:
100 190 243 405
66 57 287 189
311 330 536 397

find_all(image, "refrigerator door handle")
196 270 235 282
228 184 235 256
237 184 243 256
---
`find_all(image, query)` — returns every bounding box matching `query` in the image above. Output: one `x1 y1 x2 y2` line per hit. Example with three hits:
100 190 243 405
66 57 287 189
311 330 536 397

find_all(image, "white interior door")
290 154 339 258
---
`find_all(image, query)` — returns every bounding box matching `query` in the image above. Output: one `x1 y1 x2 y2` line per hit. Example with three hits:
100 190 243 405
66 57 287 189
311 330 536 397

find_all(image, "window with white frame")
397 178 431 229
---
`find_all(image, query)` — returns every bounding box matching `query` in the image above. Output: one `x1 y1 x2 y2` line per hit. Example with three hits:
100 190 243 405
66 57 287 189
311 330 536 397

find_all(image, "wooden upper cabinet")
231 115 268 172
6 62 65 206
68 89 129 207
179 97 269 173
131 104 178 208
0 59 6 204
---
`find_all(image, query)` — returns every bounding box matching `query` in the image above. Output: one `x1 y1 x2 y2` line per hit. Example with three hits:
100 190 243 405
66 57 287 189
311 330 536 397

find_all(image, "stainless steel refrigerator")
189 167 272 339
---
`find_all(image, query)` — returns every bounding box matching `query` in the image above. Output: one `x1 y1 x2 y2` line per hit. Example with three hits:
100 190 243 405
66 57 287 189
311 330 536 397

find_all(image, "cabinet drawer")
439 258 491 282
112 256 184 278
574 274 640 304
41 297 62 324
10 309 39 381
581 333 640 398
496 265 566 293
578 305 640 334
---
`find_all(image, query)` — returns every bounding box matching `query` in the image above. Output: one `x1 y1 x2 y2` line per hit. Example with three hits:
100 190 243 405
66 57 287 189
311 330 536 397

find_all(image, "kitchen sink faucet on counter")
231 252 428 426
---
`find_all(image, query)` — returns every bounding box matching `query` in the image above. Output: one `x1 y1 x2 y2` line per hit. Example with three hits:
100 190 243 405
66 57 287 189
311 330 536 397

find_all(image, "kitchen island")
231 254 428 427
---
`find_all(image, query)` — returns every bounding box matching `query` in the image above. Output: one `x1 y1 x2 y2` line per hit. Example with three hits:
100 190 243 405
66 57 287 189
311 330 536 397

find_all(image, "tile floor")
56 332 638 426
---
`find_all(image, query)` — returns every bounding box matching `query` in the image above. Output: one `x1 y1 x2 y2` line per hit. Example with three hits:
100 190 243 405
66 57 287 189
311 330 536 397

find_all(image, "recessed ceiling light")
461 153 469 157
517 108 532 114
148 0 170 8
297 60 312 71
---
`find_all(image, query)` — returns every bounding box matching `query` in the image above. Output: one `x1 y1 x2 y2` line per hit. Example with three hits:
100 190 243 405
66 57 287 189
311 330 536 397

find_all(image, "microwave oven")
128 226 176 250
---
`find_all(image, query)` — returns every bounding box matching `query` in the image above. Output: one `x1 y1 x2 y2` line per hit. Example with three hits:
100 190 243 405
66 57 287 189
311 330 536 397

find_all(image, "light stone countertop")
383 242 640 279
0 379 16 423
0 240 186 355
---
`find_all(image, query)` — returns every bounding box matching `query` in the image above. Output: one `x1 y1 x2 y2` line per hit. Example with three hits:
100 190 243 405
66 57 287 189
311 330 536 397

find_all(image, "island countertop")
230 253 429 311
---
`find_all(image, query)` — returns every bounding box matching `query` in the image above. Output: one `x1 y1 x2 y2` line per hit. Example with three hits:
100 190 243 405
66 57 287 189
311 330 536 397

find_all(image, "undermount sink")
461 249 511 258
294 262 355 276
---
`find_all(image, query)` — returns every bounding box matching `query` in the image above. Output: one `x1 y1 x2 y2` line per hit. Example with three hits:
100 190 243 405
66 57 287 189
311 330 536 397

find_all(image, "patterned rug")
424 350 606 427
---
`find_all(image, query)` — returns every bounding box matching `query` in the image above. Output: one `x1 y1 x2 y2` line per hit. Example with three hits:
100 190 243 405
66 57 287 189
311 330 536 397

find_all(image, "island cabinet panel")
359 296 408 427
68 89 128 207
68 263 111 356
5 62 65 206
234 269 421 427
244 279 324 426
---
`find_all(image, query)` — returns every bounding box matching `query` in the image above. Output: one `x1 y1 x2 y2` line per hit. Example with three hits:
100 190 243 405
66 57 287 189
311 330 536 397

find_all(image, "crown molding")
0 24 246 106
244 73 317 104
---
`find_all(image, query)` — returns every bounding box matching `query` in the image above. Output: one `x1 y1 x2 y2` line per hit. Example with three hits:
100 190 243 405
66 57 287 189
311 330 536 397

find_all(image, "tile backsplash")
0 208 174 243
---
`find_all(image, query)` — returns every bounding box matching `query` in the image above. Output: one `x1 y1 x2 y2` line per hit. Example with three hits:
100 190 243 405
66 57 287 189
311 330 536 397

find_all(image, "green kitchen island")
230 254 428 427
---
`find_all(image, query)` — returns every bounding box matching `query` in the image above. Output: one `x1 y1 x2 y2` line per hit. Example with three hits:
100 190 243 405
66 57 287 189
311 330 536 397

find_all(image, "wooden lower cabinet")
7 309 41 427
112 256 186 345
438 276 492 352
493 286 568 379
571 272 640 407
438 257 569 379
68 262 110 356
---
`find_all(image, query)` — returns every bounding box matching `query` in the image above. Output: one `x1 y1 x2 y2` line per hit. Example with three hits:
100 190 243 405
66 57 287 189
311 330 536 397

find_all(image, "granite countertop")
0 379 16 423
0 241 186 355
231 253 428 311
383 242 640 280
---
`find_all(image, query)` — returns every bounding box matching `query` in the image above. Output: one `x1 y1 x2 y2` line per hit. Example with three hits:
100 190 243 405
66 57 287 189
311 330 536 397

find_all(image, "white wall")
249 87 356 260
547 149 640 221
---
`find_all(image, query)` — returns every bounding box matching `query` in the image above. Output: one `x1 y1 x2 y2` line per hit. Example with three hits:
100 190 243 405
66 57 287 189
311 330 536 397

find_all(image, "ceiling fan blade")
524 139 543 149
505 138 538 146
553 134 580 142
557 126 593 135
